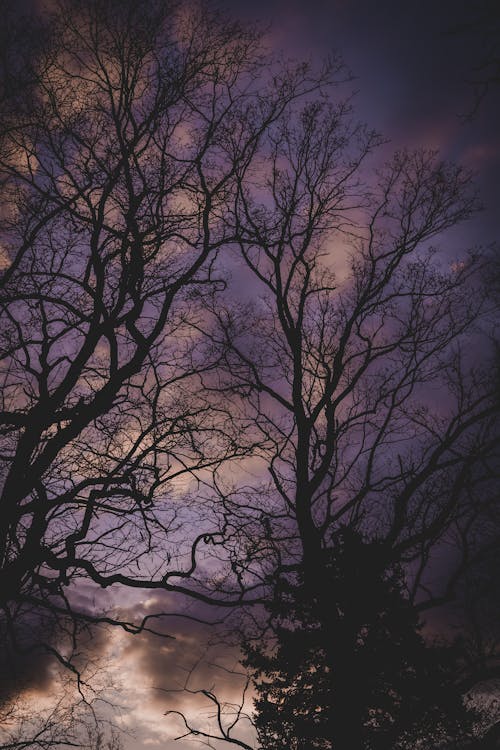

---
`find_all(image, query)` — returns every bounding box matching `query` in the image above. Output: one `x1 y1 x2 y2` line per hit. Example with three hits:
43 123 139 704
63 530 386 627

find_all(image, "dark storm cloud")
0 614 56 702
114 592 245 710
0 593 111 706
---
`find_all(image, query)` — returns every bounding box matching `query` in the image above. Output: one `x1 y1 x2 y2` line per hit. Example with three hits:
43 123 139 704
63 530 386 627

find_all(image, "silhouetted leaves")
244 531 477 749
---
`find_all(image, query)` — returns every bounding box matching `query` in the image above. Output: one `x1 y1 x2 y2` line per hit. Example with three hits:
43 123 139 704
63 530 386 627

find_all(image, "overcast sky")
130 4 500 745
6 2 499 748
234 0 499 235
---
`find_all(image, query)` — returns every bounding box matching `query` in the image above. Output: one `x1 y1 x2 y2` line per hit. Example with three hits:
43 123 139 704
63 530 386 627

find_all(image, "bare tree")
197 98 500 747
2 2 498 745
0 0 336 650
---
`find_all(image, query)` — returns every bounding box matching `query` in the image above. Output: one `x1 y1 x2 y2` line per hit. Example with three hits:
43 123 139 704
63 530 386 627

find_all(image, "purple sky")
116 3 500 746
230 0 500 242
4 2 499 748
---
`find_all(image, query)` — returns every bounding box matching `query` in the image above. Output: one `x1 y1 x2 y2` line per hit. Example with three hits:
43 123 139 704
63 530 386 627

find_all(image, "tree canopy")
0 1 499 748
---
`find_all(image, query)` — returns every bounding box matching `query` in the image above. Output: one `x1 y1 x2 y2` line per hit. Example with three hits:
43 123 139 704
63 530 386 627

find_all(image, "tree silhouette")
1 2 499 746
198 85 500 747
0 0 333 650
244 529 475 749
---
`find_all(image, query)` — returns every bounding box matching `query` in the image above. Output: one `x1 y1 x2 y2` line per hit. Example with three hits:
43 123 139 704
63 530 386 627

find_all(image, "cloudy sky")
233 0 500 236
107 3 500 746
3 1 499 748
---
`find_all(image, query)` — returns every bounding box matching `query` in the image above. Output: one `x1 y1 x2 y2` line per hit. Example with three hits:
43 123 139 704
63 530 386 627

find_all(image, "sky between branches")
3 1 499 748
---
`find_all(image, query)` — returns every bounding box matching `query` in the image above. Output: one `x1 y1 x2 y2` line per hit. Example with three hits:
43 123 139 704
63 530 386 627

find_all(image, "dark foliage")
244 530 476 750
